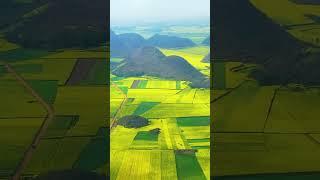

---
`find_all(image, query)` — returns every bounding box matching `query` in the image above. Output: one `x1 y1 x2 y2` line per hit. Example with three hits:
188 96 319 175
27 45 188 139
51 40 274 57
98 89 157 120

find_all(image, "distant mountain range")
110 31 196 57
147 34 195 48
112 46 209 88
201 36 210 46
213 0 320 85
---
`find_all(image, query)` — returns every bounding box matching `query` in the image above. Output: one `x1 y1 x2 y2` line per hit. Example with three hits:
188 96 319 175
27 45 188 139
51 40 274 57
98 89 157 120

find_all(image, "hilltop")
110 32 197 57
112 46 209 88
110 31 146 57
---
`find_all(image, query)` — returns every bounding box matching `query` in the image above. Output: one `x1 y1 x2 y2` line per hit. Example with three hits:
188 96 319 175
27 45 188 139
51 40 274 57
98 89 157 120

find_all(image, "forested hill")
110 31 196 57
4 0 108 49
113 46 209 88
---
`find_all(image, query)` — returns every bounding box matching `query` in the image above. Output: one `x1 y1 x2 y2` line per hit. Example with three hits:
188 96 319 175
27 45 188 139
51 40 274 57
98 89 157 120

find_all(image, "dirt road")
110 82 127 131
5 64 55 180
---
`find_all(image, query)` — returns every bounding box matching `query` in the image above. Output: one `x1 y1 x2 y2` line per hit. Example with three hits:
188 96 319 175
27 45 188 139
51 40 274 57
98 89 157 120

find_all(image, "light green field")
111 74 209 179
146 80 178 89
1 59 76 85
127 89 180 102
162 88 196 104
142 103 209 118
54 86 108 136
111 76 210 179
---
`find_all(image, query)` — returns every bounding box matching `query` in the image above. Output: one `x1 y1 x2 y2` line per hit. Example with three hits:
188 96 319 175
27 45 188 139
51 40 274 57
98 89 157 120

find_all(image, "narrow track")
5 64 54 180
110 82 127 131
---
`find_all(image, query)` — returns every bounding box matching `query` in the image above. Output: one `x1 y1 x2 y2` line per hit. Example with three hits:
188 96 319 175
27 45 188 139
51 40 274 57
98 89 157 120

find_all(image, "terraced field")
110 43 210 179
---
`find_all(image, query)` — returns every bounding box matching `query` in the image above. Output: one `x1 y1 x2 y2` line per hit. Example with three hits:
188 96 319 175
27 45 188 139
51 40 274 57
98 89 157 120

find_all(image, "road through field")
110 82 127 131
5 63 55 180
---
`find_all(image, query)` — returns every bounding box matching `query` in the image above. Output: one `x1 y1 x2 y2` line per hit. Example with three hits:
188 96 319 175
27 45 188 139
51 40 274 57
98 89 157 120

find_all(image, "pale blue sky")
111 0 210 25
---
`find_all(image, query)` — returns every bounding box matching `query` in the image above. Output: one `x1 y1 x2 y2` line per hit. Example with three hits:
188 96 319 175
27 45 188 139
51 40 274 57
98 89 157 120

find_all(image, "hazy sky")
111 0 210 25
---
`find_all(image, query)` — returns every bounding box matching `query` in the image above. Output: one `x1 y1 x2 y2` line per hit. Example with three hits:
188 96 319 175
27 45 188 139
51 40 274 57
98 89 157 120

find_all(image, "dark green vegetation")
175 152 207 180
43 116 78 138
177 116 210 126
134 129 160 141
0 1 47 30
12 64 42 73
112 46 209 88
212 0 320 85
4 0 107 49
117 115 150 128
73 136 108 171
28 80 58 104
0 48 50 62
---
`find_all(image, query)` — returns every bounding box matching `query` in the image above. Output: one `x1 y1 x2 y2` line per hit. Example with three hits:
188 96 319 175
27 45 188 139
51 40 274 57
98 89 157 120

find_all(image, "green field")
110 29 210 179
0 36 108 178
212 63 320 176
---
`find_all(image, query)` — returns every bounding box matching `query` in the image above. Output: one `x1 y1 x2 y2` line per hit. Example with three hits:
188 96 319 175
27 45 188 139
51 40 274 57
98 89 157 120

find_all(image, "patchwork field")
110 41 210 179
0 40 108 179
